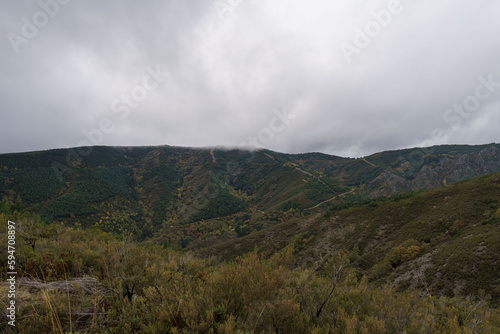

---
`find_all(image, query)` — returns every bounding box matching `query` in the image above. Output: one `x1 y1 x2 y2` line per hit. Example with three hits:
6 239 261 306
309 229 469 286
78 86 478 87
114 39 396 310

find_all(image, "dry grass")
18 276 112 295
1 277 112 333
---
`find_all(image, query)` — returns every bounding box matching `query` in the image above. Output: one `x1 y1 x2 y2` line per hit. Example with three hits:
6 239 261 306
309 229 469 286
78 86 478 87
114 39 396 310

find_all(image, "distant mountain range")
0 143 499 241
1 143 500 306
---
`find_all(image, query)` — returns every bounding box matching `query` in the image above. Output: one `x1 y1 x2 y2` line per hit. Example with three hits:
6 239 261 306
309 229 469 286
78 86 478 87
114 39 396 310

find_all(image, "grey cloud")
1 0 499 156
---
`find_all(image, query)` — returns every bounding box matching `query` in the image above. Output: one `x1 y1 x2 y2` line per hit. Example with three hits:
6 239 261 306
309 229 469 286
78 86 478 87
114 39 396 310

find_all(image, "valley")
1 143 500 332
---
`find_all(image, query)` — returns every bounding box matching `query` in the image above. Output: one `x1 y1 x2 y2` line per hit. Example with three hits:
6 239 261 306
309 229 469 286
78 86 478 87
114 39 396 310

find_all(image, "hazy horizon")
2 141 499 160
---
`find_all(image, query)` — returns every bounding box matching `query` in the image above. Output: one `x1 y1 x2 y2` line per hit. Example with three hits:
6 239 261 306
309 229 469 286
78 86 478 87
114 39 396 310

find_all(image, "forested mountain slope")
1 145 500 332
0 143 499 242
1 174 500 332
200 172 500 306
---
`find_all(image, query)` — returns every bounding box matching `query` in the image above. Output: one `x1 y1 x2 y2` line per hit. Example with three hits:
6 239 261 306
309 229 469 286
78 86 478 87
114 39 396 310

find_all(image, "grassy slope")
199 172 500 305
1 210 499 332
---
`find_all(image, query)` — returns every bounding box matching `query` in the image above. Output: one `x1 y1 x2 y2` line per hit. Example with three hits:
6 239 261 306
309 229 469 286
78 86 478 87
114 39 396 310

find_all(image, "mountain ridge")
0 143 499 242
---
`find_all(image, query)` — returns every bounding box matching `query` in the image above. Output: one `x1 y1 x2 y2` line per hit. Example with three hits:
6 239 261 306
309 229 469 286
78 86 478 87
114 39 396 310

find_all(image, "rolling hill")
1 144 500 332
199 172 500 306
0 143 499 244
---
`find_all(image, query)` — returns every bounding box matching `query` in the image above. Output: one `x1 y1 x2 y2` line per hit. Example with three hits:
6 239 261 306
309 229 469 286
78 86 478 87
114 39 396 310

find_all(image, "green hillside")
200 172 500 306
1 206 500 332
1 145 500 332
0 143 499 247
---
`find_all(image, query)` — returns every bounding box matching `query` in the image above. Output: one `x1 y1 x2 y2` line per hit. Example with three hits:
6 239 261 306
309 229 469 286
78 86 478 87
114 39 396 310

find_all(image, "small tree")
316 250 350 319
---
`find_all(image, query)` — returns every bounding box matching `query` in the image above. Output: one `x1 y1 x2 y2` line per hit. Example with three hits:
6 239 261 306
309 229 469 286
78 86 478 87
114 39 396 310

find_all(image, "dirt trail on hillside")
210 148 216 163
362 158 377 167
295 167 355 210
263 153 275 161
305 189 355 211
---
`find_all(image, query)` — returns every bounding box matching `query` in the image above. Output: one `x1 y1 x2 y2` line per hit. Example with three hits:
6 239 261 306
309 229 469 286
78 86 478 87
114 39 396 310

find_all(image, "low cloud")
1 0 499 157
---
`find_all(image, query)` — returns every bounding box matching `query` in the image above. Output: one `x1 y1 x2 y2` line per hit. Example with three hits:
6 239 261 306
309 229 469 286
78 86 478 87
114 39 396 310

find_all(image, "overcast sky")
1 0 499 157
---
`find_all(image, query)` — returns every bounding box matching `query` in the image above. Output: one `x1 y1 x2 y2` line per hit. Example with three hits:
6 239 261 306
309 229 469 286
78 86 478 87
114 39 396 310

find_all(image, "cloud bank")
1 0 499 157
